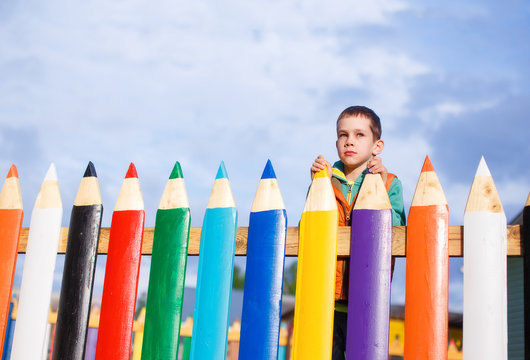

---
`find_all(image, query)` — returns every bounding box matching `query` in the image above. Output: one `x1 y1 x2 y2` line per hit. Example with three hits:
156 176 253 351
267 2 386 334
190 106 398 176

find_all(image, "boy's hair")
336 106 382 140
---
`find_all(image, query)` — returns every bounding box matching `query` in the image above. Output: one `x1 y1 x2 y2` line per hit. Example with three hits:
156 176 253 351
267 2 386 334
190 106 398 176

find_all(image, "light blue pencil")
190 162 237 360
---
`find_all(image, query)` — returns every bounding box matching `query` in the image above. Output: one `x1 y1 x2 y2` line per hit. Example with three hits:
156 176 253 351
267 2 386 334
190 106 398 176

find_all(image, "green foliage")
232 265 245 289
283 261 297 295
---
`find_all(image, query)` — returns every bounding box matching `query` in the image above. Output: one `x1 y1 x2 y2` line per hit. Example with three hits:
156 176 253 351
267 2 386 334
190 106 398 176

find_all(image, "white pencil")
463 157 507 359
11 164 63 360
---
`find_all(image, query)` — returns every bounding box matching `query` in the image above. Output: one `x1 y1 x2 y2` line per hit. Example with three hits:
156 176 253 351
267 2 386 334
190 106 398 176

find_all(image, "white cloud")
418 98 500 129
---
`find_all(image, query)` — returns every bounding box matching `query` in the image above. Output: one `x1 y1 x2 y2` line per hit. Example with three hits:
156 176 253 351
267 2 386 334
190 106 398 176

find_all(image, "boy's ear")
372 139 384 156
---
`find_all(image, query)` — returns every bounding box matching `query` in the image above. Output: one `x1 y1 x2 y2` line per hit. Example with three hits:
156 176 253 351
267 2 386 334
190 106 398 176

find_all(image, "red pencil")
95 163 145 359
0 165 23 356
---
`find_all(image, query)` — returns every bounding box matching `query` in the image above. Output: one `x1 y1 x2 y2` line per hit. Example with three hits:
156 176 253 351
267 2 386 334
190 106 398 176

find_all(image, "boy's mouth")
344 151 356 156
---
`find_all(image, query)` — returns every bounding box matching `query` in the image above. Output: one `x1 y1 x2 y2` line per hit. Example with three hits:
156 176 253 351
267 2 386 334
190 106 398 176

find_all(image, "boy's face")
336 115 384 171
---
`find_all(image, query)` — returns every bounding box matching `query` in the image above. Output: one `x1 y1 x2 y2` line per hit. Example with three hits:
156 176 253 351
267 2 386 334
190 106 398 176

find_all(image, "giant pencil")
404 156 449 359
463 157 507 359
53 162 103 360
524 192 530 357
190 162 237 359
291 166 338 359
95 163 145 359
0 165 23 355
2 302 14 360
346 171 392 359
11 164 63 360
142 161 191 359
239 160 287 359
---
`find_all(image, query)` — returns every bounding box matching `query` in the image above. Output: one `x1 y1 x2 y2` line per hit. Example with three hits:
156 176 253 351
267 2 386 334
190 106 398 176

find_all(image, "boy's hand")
310 155 332 179
367 156 388 184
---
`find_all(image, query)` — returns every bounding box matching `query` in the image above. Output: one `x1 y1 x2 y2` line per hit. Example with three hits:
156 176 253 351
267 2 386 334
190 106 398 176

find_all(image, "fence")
0 157 527 359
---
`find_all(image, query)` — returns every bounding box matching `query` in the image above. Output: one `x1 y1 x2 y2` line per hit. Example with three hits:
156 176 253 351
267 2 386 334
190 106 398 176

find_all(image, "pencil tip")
314 166 329 179
169 161 183 179
421 156 435 172
216 161 228 179
475 156 491 177
125 163 138 178
44 163 58 181
83 161 97 177
525 192 530 207
7 165 18 179
261 159 276 179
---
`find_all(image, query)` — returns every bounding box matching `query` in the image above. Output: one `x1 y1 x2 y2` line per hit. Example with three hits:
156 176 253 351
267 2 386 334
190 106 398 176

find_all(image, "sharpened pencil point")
314 166 330 179
216 161 228 179
83 162 97 178
7 165 18 178
475 156 491 177
261 160 276 179
44 163 58 181
421 156 434 172
169 161 183 179
125 163 138 179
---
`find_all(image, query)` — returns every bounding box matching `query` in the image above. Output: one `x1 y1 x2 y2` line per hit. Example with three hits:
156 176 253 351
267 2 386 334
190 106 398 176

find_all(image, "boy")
310 105 406 360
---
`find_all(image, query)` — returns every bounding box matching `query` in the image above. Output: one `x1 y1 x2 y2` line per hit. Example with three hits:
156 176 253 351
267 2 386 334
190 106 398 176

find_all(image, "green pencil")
141 162 191 359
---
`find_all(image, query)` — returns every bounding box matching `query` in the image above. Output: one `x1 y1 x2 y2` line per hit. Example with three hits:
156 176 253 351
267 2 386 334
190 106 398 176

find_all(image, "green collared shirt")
331 161 406 226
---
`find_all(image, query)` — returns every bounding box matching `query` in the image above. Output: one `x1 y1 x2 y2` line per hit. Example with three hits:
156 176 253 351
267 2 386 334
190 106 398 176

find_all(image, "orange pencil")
404 156 449 358
0 165 23 356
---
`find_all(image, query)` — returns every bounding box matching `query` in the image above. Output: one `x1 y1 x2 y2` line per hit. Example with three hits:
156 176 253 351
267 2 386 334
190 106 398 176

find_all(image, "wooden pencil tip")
44 163 58 181
7 165 18 179
261 159 276 179
465 157 503 213
83 161 97 178
169 161 183 179
525 192 530 207
216 161 228 179
0 165 22 209
354 173 391 210
125 163 138 179
421 156 435 172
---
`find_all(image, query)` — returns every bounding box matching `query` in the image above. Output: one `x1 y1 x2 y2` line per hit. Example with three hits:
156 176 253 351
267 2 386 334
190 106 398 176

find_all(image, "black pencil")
53 162 103 360
523 192 530 358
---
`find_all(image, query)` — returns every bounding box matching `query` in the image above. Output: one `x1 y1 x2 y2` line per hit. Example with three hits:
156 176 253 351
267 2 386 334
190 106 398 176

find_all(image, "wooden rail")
16 225 522 257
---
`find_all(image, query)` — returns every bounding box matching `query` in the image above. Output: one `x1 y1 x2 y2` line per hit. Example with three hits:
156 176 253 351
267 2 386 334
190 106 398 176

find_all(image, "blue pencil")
190 162 238 359
2 301 14 360
239 160 287 359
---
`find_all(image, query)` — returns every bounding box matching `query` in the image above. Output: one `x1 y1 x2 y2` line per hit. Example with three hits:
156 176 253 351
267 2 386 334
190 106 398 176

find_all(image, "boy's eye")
357 133 364 137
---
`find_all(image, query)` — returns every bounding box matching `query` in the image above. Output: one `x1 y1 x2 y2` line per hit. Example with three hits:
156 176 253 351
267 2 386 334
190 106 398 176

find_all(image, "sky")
1 0 529 313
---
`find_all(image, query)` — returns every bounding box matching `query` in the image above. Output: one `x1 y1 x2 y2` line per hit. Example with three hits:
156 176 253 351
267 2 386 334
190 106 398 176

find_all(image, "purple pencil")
346 172 393 359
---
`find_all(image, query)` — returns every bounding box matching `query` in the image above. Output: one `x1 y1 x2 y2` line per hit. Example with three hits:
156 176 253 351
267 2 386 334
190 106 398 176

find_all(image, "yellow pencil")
292 167 338 359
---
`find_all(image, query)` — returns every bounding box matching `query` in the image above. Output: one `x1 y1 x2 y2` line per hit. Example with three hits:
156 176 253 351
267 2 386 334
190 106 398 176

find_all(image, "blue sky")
2 0 529 313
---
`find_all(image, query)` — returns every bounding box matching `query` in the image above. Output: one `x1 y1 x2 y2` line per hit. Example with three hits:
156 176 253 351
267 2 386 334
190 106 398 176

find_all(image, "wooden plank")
17 224 521 256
